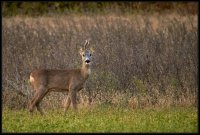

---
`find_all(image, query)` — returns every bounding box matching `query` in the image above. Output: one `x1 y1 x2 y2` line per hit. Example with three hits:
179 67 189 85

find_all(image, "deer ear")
79 47 83 54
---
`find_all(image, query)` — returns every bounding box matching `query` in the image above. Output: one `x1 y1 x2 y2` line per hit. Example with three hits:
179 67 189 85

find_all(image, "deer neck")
81 64 91 79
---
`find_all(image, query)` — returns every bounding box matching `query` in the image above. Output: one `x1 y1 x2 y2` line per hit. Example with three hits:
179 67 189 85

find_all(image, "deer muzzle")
85 60 90 64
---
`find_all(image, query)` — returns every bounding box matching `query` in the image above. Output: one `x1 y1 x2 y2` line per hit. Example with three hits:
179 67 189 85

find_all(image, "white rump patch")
30 75 34 83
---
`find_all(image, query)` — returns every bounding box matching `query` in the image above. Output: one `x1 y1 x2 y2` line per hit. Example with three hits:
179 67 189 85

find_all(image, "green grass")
2 105 197 133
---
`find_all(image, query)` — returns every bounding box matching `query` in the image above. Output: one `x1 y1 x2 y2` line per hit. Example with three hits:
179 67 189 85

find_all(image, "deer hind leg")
30 86 48 115
63 96 71 115
29 92 39 113
35 90 48 115
35 102 44 115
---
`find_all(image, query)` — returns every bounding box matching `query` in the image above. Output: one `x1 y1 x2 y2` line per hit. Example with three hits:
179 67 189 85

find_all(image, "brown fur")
29 40 92 115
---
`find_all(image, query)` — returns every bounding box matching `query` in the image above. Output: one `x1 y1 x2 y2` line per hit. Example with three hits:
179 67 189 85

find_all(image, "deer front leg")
63 96 71 115
69 88 77 111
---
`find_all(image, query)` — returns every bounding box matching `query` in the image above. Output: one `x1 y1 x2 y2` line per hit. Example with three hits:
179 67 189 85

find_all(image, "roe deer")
29 40 93 115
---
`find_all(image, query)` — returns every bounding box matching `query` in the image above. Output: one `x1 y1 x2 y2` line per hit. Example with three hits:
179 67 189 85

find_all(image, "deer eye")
90 54 92 56
83 54 85 57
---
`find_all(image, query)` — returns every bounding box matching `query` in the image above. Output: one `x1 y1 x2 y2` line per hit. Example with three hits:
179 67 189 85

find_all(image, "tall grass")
2 13 198 109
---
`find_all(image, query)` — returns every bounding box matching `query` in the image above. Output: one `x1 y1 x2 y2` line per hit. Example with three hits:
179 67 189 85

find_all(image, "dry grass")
2 13 198 110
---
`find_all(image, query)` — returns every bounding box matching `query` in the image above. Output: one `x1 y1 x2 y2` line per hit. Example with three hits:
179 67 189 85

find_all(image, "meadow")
2 106 197 133
2 3 198 133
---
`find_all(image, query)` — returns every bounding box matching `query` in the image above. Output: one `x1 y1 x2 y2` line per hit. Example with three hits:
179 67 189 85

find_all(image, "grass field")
2 105 197 133
2 3 198 134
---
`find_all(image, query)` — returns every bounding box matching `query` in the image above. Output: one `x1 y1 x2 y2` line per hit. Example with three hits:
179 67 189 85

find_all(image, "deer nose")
85 60 90 63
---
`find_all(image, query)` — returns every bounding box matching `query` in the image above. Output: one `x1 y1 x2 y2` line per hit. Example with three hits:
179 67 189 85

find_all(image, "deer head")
79 40 93 66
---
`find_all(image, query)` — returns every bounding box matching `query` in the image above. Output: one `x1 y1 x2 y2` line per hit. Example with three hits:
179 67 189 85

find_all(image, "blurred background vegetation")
2 1 198 16
2 1 198 110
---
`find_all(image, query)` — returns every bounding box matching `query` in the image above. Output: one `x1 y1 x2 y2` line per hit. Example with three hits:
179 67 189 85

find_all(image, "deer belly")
47 77 69 88
49 87 69 92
